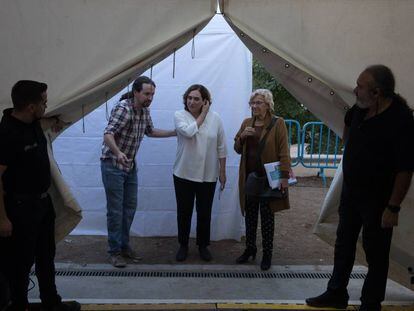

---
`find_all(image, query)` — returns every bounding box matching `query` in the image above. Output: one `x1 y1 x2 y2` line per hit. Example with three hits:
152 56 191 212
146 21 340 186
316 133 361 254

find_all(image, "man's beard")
34 111 44 121
355 99 372 109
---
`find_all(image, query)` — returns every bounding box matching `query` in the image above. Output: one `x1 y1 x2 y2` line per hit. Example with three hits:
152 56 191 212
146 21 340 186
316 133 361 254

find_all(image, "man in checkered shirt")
101 76 176 268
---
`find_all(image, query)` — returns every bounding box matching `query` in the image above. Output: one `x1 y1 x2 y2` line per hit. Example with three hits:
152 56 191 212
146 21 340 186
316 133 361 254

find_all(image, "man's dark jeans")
0 270 10 310
328 194 393 307
3 194 61 310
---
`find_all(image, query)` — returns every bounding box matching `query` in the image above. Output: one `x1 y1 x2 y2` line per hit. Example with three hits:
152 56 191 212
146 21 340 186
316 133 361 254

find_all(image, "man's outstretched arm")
147 128 176 138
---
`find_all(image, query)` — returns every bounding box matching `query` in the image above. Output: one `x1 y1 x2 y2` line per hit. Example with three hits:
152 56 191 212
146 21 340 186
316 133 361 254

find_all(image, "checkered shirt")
101 99 153 172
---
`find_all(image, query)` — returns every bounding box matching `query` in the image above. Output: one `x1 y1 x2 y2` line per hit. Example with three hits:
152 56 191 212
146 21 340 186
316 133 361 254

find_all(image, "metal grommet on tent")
285 63 290 68
330 91 335 96
240 32 245 37
307 77 313 83
262 48 268 53
344 106 349 110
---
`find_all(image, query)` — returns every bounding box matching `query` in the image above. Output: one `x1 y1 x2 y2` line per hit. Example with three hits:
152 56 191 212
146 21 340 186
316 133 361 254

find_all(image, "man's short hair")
11 80 48 111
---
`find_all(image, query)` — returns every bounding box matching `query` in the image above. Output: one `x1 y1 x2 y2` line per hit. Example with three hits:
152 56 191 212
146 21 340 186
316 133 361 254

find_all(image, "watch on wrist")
387 204 401 214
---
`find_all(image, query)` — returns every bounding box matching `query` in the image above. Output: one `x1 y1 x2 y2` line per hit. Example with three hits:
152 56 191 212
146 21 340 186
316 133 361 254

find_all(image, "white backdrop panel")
53 15 252 240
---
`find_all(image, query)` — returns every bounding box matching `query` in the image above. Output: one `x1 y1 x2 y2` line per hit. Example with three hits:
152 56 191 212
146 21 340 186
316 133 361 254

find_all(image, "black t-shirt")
342 101 414 201
0 108 51 195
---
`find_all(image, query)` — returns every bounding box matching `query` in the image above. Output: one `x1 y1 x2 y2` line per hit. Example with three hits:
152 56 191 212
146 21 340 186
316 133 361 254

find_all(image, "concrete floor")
28 264 414 307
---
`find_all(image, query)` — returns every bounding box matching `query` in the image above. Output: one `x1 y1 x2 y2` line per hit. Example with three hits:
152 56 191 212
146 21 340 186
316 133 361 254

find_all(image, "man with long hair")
101 76 176 267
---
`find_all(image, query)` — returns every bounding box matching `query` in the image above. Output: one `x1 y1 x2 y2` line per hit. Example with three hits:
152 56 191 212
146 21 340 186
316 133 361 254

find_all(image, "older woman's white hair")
249 89 275 112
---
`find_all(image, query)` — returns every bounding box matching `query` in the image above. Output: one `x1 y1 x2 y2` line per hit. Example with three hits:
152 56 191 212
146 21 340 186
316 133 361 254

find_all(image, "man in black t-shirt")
0 81 80 311
307 65 414 311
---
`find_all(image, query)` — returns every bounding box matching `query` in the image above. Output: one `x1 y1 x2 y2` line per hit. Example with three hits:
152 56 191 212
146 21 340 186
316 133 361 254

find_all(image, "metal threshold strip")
27 301 414 310
30 269 366 279
28 302 414 310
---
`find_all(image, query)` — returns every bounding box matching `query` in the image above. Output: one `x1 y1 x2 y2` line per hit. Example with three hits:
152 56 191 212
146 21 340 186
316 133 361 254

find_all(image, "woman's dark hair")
364 64 408 108
182 84 211 111
120 76 156 101
11 80 48 111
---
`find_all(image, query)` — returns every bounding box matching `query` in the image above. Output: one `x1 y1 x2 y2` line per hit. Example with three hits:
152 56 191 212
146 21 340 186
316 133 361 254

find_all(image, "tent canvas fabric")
0 0 217 242
221 0 414 288
1 0 413 288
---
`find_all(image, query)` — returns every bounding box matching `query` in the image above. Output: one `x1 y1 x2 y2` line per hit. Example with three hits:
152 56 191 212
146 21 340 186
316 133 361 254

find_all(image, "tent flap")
222 0 414 289
0 0 217 123
0 0 216 240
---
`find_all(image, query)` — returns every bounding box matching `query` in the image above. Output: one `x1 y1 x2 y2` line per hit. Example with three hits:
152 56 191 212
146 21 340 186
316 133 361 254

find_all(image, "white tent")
1 0 413 288
52 14 251 240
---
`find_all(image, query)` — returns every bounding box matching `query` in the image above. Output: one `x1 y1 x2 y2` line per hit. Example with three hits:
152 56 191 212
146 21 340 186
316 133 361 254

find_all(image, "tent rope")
150 64 154 79
173 48 176 78
105 92 109 121
191 29 196 59
81 104 85 133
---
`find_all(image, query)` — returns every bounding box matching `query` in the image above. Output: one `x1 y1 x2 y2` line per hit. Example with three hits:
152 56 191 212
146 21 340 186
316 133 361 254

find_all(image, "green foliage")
253 59 344 154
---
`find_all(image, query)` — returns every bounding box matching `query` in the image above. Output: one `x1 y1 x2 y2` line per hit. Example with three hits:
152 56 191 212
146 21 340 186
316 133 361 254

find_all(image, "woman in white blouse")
173 84 227 262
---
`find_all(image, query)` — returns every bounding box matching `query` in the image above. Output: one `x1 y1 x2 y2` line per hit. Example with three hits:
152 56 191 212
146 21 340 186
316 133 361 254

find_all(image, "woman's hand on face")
241 126 255 139
201 100 210 115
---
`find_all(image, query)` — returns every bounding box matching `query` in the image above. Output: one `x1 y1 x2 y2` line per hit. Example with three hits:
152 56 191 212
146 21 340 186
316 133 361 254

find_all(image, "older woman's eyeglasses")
249 100 265 107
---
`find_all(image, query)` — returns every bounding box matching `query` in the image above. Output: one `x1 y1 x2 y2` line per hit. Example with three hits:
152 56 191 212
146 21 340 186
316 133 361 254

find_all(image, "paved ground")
36 177 414 310
55 177 341 267
28 264 414 309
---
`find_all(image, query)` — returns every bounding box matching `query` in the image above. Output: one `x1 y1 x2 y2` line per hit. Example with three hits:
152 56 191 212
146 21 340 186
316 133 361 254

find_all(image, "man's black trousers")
2 194 61 310
328 193 393 306
173 175 217 247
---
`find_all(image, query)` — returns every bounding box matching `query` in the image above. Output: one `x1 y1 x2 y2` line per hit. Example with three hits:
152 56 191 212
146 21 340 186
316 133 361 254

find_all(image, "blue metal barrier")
285 120 342 186
284 119 301 167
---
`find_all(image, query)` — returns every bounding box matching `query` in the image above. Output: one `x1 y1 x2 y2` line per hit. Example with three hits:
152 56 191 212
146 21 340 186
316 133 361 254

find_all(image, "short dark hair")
182 84 211 111
11 80 48 111
364 64 408 107
120 76 156 101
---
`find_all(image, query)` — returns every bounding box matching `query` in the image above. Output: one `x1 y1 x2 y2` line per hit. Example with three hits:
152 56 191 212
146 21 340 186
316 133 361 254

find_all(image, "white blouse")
173 110 227 182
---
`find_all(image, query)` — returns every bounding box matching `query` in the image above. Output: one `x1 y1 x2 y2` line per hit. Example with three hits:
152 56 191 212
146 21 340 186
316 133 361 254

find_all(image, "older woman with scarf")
234 89 291 270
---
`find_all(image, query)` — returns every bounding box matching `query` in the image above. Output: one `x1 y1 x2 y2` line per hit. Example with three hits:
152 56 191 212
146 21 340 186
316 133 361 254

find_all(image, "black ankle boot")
236 248 257 263
198 246 212 262
175 245 188 262
260 252 272 270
